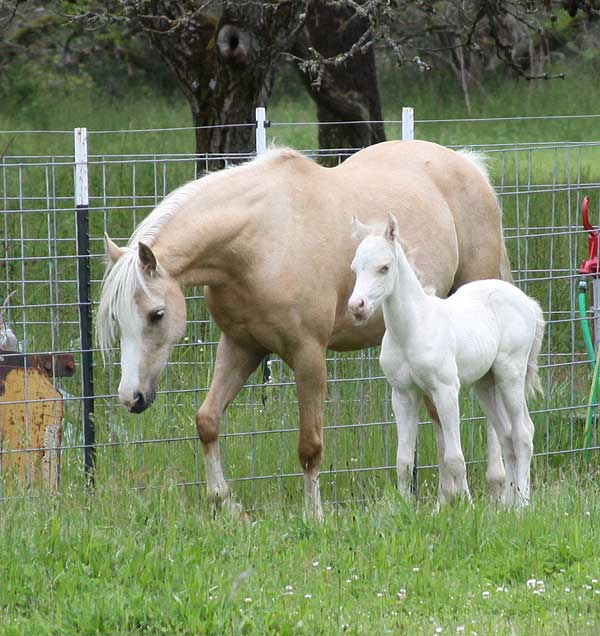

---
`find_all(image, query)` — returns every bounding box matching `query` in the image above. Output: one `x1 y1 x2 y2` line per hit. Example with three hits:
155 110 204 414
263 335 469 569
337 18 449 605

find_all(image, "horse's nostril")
133 391 145 408
358 299 365 308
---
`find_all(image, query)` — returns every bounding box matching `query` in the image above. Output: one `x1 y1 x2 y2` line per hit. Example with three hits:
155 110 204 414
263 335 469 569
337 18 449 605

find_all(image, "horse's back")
338 140 504 286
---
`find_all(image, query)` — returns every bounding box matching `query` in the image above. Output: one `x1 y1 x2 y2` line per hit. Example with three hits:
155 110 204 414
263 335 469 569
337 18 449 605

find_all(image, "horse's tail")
457 148 513 283
525 299 545 398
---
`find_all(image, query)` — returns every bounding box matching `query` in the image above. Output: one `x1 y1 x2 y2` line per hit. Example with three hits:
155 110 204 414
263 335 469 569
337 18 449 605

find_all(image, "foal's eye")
149 309 165 324
379 265 389 274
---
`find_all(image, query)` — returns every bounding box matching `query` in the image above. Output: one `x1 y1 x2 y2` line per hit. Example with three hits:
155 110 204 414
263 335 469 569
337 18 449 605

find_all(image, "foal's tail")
525 299 546 398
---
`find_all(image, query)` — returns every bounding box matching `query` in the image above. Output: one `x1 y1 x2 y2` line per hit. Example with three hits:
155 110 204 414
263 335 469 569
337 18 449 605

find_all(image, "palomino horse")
98 140 512 520
349 214 544 507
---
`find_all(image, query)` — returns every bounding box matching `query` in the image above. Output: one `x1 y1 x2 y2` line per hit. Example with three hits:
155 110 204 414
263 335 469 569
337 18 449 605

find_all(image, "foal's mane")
97 147 299 354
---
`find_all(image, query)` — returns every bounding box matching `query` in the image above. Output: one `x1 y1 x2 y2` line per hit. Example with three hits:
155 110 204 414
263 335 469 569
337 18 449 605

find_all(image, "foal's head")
97 236 186 413
348 214 400 323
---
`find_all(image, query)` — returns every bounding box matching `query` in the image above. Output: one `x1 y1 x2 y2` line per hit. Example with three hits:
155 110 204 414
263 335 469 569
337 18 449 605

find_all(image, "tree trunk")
295 0 386 164
132 1 306 168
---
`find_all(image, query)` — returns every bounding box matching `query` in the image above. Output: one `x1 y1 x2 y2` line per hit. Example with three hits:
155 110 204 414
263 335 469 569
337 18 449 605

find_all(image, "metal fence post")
255 107 268 156
402 108 418 493
255 107 272 386
74 127 95 483
402 107 414 141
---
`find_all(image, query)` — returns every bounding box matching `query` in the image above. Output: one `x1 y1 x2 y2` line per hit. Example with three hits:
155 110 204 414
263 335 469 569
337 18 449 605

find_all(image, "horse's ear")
351 216 370 242
104 233 124 264
384 213 400 243
138 241 157 274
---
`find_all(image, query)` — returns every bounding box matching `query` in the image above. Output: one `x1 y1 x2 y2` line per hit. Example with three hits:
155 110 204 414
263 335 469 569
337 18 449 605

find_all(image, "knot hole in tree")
217 24 251 66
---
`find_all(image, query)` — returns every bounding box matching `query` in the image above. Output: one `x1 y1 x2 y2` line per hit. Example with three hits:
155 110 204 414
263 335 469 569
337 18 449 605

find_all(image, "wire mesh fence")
1 109 600 507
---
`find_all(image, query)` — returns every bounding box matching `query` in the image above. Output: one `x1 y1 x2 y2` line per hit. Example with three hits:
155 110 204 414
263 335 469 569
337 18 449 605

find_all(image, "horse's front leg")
291 341 327 522
196 333 264 514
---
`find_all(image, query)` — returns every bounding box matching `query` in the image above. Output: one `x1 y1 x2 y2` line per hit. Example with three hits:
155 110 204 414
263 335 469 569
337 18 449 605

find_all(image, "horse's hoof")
303 506 325 524
221 496 251 524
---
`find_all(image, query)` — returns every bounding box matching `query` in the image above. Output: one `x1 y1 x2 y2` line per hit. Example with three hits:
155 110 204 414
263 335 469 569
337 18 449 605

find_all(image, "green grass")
1 474 600 635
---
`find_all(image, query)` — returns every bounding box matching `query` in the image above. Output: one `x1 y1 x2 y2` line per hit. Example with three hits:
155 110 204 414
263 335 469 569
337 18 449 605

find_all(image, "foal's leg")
472 374 505 500
496 383 534 507
290 340 328 522
474 375 516 506
513 402 535 506
392 388 421 499
491 355 534 507
424 397 454 505
486 422 505 501
428 380 470 503
196 333 264 513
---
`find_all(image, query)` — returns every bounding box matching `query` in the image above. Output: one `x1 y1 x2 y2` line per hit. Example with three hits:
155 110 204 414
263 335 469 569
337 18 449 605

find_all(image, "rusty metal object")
0 351 76 492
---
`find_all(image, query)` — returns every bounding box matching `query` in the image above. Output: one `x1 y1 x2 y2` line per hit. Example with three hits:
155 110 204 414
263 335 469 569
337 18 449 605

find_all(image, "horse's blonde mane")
97 249 148 356
97 148 300 354
129 147 300 248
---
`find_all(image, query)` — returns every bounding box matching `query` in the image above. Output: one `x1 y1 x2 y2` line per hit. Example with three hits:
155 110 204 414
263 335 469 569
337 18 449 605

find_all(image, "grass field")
1 60 600 634
1 474 600 635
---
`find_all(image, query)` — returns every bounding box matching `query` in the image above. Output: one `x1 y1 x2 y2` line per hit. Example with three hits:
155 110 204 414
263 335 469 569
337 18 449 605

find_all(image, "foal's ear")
138 241 158 274
104 233 124 264
351 216 370 241
384 213 400 243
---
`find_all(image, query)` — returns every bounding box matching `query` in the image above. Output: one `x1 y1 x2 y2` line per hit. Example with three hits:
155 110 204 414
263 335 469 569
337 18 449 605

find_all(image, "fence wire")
1 112 600 506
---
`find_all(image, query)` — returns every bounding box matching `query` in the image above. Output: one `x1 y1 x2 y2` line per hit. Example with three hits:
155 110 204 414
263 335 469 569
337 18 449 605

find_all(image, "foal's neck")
383 241 430 339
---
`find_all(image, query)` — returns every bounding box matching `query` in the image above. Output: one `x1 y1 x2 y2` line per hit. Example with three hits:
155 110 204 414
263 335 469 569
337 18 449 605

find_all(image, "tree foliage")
2 1 598 154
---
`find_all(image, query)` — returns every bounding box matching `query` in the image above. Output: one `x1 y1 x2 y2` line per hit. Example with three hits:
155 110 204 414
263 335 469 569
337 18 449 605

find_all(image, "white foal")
349 214 545 507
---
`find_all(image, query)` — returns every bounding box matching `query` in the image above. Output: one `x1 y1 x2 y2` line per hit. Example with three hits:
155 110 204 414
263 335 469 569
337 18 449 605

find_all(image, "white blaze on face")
117 307 145 407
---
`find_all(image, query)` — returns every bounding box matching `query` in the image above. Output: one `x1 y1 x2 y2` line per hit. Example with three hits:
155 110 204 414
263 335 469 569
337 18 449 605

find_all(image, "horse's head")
348 214 399 323
98 235 186 413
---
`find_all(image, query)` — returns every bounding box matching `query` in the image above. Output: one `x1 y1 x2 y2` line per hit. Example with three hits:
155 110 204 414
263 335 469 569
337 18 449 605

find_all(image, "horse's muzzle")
128 389 156 414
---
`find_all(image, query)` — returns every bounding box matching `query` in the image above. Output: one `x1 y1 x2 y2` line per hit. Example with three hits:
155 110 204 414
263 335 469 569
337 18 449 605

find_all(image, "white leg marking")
304 468 324 523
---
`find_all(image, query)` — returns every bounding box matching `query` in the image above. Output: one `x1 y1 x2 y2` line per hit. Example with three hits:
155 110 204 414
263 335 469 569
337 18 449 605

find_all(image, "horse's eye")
379 265 389 274
149 309 164 324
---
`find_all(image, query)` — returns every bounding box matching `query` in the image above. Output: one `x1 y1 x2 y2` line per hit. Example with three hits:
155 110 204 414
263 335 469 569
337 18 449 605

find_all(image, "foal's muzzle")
348 297 371 323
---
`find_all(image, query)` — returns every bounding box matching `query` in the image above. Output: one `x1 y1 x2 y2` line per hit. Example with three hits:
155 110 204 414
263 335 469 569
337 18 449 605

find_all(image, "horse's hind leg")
487 422 505 500
512 401 535 506
472 374 505 500
477 365 533 507
196 333 264 514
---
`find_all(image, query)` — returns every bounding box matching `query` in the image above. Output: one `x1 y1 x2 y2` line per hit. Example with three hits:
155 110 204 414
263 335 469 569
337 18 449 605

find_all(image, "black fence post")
74 127 95 483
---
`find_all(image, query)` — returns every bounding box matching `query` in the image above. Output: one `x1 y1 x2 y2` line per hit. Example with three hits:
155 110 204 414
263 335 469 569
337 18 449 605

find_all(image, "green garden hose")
578 280 600 459
579 280 596 369
584 351 600 460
